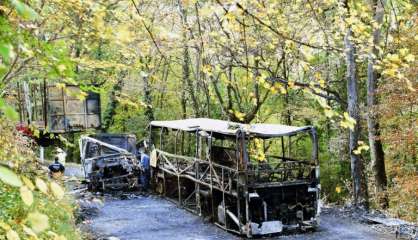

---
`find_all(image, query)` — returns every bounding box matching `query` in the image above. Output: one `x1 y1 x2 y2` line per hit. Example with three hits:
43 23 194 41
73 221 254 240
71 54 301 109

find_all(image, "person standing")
56 147 67 166
48 157 65 179
137 141 150 191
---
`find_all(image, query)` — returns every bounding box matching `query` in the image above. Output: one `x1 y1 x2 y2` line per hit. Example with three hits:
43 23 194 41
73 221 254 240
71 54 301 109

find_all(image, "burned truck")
148 118 320 237
79 134 140 191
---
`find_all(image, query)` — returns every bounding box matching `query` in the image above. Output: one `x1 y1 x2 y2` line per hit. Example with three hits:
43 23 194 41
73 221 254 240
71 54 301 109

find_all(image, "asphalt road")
87 195 395 240
65 164 397 240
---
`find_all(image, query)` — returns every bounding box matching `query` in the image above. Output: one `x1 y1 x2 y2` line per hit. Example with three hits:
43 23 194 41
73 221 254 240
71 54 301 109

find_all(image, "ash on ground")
324 204 417 240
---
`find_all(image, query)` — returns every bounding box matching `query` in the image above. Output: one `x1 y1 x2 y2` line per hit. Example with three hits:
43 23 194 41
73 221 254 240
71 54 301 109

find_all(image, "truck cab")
79 133 140 191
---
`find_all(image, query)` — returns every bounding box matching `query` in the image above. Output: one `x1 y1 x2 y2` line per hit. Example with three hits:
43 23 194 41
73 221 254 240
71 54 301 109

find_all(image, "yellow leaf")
181 0 196 6
27 212 49 233
335 186 341 193
21 176 35 190
279 85 287 94
55 83 65 89
0 221 11 231
46 231 57 237
406 79 415 92
54 235 67 240
35 178 48 194
33 129 40 138
202 64 212 74
20 186 33 206
405 54 415 63
57 64 66 72
234 111 245 121
373 65 382 71
22 225 37 238
340 112 356 130
340 121 348 129
319 79 326 88
6 229 20 240
115 24 134 44
0 166 22 187
387 54 400 63
324 108 335 118
50 181 64 200
200 5 213 18
224 12 235 21
257 152 266 161
314 72 322 80
382 68 397 78
399 48 409 56
354 142 370 155
346 16 355 25
77 91 88 101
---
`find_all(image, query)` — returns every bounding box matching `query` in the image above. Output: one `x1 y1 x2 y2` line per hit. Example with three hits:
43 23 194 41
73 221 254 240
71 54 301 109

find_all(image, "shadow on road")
83 195 394 240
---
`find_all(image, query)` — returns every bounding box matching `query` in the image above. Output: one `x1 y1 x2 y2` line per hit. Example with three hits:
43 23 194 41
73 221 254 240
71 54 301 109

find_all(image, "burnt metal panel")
79 135 140 191
47 85 101 133
150 118 312 138
149 119 320 237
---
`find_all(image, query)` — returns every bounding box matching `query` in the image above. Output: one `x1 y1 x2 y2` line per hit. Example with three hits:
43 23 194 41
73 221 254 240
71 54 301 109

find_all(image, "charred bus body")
79 134 140 191
149 118 320 237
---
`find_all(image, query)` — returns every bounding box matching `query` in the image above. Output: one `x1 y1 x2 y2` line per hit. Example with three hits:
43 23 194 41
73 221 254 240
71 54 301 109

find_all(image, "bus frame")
148 118 320 237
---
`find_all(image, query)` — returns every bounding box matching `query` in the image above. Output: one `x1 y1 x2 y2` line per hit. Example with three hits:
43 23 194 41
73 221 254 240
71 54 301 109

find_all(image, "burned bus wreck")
149 118 320 237
79 134 140 191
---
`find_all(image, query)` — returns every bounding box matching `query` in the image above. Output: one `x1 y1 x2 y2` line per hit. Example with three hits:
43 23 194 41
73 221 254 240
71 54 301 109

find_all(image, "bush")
0 117 81 239
387 162 418 222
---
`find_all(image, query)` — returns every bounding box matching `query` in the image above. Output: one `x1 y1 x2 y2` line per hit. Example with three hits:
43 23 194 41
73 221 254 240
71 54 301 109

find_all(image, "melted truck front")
79 134 140 191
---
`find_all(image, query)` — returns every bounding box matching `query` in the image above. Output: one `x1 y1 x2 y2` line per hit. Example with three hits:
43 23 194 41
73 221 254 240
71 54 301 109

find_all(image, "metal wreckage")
79 134 141 191
15 81 321 237
148 118 320 237
79 118 320 237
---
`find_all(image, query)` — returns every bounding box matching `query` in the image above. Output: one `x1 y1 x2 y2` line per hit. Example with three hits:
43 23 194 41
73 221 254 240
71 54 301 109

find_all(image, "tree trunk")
282 52 292 126
345 27 368 207
142 70 154 122
367 0 388 208
102 72 125 131
178 1 199 117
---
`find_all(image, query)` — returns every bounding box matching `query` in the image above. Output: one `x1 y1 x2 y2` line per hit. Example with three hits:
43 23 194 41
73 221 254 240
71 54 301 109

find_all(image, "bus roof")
150 118 313 138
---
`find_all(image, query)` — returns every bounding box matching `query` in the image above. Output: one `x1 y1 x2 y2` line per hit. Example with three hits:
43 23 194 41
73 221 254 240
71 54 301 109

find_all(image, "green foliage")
0 0 415 222
0 98 18 120
0 42 14 63
0 117 81 240
0 166 22 187
387 166 417 222
320 156 351 203
9 0 38 20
